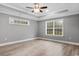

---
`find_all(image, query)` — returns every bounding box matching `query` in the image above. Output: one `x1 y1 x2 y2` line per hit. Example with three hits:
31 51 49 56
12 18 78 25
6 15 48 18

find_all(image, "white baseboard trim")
0 38 36 46
0 37 79 46
37 37 79 46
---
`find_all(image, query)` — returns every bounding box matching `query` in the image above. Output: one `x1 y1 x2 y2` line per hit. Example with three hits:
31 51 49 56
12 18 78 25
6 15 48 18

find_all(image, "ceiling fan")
26 3 47 13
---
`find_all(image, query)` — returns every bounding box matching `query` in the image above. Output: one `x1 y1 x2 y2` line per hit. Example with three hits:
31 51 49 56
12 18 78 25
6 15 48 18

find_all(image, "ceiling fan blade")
32 10 43 13
32 10 34 12
40 10 43 12
40 6 47 9
26 7 33 9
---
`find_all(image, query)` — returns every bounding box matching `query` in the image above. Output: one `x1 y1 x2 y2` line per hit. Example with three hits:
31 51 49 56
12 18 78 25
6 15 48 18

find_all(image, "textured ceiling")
0 3 79 20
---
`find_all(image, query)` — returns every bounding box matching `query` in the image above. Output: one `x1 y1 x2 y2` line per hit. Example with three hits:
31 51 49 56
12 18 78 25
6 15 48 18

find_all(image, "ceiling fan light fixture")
33 8 40 13
26 3 47 13
46 10 49 12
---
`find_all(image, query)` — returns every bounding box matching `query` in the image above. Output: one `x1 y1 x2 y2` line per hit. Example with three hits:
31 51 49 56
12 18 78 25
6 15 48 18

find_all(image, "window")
9 17 29 25
45 19 64 36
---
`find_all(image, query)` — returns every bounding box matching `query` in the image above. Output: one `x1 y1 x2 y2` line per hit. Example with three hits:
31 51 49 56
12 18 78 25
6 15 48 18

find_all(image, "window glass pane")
47 21 53 28
54 29 62 35
54 20 63 28
47 29 53 35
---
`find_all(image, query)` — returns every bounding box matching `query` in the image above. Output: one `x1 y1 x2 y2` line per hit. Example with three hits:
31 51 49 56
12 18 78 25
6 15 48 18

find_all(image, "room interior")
0 3 79 56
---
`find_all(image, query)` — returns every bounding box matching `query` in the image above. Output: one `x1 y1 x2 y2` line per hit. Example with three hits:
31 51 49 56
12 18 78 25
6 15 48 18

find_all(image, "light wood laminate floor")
0 40 79 56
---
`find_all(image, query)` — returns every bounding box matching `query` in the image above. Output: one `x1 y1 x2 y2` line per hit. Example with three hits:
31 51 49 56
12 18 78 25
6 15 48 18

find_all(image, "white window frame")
45 19 64 36
9 17 29 25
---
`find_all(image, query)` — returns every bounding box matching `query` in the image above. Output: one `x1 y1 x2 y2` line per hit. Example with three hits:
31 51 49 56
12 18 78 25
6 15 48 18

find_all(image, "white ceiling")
0 3 79 21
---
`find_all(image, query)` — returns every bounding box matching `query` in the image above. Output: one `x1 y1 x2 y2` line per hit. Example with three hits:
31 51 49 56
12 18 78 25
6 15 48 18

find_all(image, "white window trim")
45 19 64 36
9 17 30 25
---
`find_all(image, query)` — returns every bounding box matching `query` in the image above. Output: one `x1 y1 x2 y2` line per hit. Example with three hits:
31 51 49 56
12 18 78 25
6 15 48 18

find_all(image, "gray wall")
0 13 79 44
0 13 38 44
38 14 79 43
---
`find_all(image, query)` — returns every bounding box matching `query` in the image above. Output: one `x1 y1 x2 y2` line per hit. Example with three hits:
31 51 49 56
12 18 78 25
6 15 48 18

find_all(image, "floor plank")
0 40 79 56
